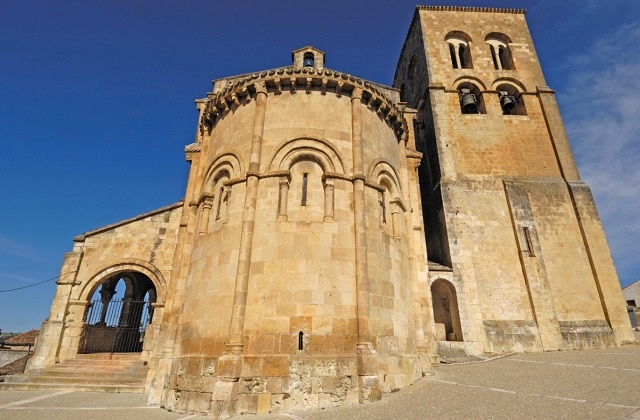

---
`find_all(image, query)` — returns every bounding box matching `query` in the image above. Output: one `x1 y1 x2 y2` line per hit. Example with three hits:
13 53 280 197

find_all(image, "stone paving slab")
0 390 192 420
1 344 639 419
250 345 640 420
0 390 52 406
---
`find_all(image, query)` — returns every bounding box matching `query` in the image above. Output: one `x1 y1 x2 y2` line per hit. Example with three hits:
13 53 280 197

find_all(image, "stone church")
25 5 633 417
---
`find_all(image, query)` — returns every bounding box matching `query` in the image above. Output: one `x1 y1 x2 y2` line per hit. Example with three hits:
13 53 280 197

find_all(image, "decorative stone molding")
419 5 525 14
200 66 408 141
185 144 201 162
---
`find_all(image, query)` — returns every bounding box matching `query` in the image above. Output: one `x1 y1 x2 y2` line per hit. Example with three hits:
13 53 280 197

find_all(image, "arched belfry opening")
292 46 325 70
79 271 156 354
431 279 463 342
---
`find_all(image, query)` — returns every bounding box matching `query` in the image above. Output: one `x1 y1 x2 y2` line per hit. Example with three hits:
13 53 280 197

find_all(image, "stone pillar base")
356 342 380 403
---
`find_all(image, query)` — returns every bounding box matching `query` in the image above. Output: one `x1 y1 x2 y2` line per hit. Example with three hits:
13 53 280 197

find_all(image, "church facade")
28 6 633 416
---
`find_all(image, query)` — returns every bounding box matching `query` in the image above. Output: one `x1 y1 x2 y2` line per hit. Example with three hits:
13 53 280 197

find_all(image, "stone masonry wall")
30 203 182 368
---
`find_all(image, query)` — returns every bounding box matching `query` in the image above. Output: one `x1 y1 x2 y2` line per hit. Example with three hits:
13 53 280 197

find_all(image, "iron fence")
79 299 150 354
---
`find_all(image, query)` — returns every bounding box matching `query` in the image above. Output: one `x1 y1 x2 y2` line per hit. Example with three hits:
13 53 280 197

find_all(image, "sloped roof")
622 279 640 291
4 329 39 345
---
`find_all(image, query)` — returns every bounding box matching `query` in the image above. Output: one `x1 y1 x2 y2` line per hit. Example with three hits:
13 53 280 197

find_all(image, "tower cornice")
417 6 526 15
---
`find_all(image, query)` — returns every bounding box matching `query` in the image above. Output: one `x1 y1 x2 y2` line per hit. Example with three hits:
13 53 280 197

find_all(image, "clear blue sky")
1 0 639 332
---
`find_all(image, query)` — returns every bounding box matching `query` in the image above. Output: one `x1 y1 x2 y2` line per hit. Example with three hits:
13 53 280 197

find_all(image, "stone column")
213 83 268 416
450 42 461 69
390 204 401 238
277 177 289 221
227 81 267 349
323 177 334 221
351 88 380 402
199 196 214 235
98 285 117 326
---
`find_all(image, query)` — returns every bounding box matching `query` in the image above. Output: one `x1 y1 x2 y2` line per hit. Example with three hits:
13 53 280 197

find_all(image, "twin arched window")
446 32 473 69
446 31 514 71
486 33 514 70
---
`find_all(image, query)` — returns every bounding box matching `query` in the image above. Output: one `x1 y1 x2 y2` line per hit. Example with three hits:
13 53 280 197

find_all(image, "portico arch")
78 260 166 303
77 261 166 354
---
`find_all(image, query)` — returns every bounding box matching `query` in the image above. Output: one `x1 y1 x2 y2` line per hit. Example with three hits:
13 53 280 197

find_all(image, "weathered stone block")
257 393 271 414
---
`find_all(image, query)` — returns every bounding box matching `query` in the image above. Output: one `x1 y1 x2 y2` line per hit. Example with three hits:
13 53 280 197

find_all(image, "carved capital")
254 81 267 96
351 87 363 101
202 196 215 209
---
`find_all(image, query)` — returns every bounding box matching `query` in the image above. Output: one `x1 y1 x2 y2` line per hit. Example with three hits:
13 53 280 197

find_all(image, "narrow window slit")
215 186 224 220
301 173 308 206
380 190 387 224
523 227 535 257
298 331 304 350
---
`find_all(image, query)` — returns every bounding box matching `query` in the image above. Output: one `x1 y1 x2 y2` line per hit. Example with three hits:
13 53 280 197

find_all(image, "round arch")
430 278 463 342
484 32 512 44
268 137 345 174
78 259 167 304
202 153 243 194
453 76 488 92
445 30 473 43
368 160 403 198
490 77 527 93
77 260 165 354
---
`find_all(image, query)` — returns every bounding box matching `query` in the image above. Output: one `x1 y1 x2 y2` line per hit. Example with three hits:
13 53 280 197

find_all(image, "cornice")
184 142 202 153
200 66 408 142
418 6 526 14
73 201 184 241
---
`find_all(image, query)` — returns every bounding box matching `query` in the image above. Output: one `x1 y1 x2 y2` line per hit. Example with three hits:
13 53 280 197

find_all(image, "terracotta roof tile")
4 329 39 345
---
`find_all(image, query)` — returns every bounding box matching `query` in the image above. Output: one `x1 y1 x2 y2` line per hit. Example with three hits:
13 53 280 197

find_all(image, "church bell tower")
394 6 634 355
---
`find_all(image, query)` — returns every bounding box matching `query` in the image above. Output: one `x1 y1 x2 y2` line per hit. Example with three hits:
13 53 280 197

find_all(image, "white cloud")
561 22 640 285
0 234 39 261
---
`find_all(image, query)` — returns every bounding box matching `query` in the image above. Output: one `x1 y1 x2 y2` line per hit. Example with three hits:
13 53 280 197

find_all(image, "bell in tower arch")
499 91 517 114
460 89 478 113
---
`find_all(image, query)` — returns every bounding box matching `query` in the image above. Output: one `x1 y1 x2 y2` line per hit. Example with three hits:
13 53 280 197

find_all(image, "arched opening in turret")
303 52 315 67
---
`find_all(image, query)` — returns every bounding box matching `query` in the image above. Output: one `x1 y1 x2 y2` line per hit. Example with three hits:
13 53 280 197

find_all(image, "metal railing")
79 299 150 354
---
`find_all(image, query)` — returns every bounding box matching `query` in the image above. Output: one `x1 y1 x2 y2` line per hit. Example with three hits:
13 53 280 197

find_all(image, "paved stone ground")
2 338 639 420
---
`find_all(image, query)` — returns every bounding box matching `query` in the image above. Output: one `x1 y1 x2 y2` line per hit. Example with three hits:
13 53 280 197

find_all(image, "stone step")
39 362 147 370
31 370 148 379
32 368 147 377
26 369 147 380
0 382 146 393
26 375 145 385
58 358 144 367
76 353 142 361
2 354 150 393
